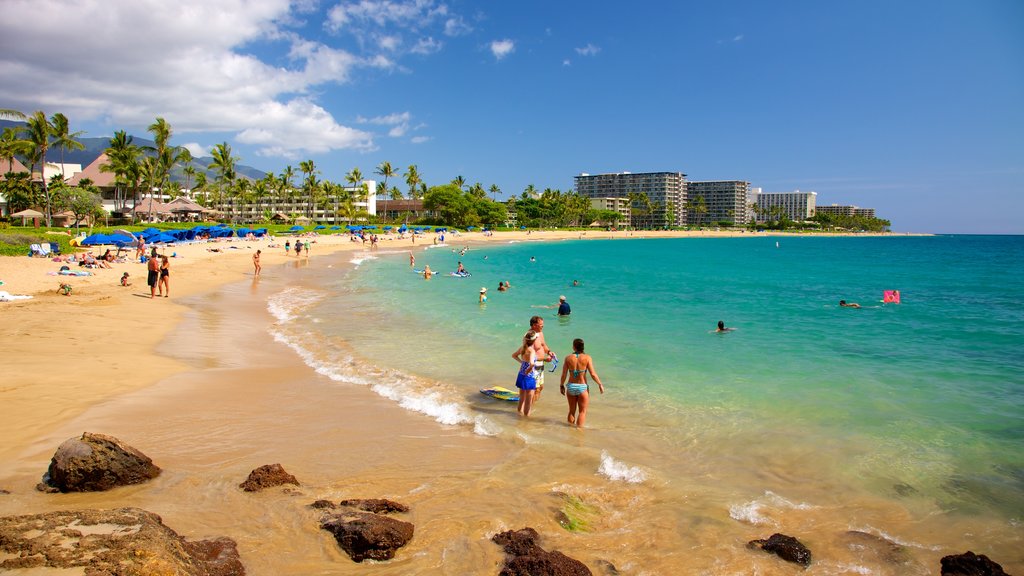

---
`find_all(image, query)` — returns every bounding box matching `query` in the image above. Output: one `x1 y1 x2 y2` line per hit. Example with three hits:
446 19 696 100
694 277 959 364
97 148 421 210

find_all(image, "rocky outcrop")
38 432 161 492
320 509 414 562
336 498 410 514
748 533 812 567
238 463 299 492
940 551 1010 576
0 507 244 575
492 527 593 576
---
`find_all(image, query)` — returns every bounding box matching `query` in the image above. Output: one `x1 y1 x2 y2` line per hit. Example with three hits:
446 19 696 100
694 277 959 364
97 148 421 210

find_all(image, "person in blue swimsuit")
559 338 605 428
512 330 541 417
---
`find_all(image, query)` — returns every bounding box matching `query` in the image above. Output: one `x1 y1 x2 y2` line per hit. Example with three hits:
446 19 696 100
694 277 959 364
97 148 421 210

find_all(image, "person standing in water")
253 249 262 276
513 330 541 417
529 316 553 400
559 338 605 428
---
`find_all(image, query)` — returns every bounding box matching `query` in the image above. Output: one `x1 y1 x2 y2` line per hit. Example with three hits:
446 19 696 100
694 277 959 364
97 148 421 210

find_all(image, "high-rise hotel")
685 181 751 225
574 171 687 228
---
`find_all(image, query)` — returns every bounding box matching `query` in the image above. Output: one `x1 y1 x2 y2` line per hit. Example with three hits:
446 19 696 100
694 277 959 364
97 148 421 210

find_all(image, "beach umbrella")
290 225 304 231
80 233 110 246
236 228 251 238
466 226 475 231
520 226 526 230
313 225 326 230
330 226 341 230
383 226 392 230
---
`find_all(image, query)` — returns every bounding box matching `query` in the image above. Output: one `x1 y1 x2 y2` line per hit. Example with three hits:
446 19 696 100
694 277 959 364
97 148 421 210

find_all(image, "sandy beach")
2 228 969 575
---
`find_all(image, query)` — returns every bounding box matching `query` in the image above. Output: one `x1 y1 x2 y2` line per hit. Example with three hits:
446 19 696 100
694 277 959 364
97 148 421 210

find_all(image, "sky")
1 0 1022 233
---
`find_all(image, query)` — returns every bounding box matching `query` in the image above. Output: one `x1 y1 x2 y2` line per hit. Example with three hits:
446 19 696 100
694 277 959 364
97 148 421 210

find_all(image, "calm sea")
267 234 1024 571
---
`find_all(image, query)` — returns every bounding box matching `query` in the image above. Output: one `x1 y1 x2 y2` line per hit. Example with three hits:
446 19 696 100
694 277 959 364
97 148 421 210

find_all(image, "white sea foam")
598 451 647 483
849 525 942 551
728 500 775 526
372 383 473 426
473 416 501 437
267 286 326 323
349 254 377 267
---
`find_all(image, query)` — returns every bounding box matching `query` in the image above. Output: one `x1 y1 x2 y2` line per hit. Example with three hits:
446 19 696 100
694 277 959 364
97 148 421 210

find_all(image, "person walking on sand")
147 253 160 299
158 255 170 298
513 330 541 417
529 316 554 401
253 249 262 276
285 240 291 255
559 338 605 428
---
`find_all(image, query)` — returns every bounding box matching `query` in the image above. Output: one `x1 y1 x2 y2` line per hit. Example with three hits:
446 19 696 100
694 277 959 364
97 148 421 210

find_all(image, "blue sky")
2 1 1021 233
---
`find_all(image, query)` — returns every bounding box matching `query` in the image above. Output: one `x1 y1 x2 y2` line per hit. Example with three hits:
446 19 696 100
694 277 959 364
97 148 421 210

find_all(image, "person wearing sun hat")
557 295 571 316
479 286 487 304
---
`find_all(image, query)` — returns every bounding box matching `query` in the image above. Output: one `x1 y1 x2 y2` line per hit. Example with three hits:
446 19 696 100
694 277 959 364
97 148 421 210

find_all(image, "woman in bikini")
158 255 170 298
559 338 605 428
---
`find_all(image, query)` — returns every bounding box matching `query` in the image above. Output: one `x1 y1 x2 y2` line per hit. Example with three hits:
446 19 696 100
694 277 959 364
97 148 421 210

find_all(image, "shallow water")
2 235 1022 574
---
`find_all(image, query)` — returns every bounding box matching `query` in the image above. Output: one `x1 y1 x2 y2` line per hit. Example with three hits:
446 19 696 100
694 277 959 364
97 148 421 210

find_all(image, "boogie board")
480 386 519 402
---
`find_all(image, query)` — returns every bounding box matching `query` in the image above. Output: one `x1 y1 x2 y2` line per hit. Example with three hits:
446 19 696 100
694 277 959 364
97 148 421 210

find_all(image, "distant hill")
0 120 267 182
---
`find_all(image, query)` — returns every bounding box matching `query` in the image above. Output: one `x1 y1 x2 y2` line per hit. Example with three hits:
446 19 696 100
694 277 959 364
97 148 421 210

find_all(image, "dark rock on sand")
492 527 593 576
337 498 410 514
39 432 160 492
0 507 244 575
320 509 414 562
310 499 336 509
748 533 812 567
238 463 299 492
940 551 1010 576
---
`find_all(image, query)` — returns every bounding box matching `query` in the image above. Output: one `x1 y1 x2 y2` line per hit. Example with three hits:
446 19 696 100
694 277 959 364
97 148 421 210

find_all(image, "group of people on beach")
513 315 604 428
146 247 170 299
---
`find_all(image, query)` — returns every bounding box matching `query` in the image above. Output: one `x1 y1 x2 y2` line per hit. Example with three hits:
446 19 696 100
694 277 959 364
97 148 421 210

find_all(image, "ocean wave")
267 286 328 323
371 382 473 426
728 491 815 526
848 525 942 551
350 254 377 267
598 450 647 483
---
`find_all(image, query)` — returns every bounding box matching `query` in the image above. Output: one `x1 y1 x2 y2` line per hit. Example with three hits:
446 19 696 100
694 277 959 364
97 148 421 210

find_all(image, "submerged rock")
492 527 593 576
337 498 410 514
748 533 812 567
0 507 244 575
239 463 299 492
39 432 161 492
940 551 1010 576
320 509 414 562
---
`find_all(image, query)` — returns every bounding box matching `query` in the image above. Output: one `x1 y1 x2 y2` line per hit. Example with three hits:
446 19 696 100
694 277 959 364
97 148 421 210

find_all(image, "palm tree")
0 109 26 121
489 184 500 201
209 141 238 219
102 130 143 214
404 164 420 202
299 160 320 219
0 127 30 174
374 161 396 222
20 111 54 226
49 113 85 180
452 175 466 190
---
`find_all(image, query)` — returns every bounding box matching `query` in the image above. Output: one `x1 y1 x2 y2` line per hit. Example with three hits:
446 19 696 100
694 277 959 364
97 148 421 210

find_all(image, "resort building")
589 197 631 227
814 204 877 219
574 171 687 228
755 190 817 223
685 181 750 226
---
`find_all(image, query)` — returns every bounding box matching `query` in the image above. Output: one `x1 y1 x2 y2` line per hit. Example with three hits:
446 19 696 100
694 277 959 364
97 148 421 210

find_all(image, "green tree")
451 175 466 190
489 184 500 201
0 127 30 174
404 164 420 201
20 111 56 226
375 161 396 222
209 142 238 220
66 178 104 234
102 130 143 214
0 171 36 214
299 159 320 219
423 183 472 226
49 113 85 179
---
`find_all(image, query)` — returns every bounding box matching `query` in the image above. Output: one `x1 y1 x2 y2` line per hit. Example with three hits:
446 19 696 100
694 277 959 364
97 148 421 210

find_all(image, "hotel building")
815 205 877 219
574 171 687 228
685 181 751 225
755 190 817 223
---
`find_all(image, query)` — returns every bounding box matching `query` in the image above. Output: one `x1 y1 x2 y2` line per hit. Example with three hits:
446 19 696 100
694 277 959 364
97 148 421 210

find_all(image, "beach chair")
38 243 52 258
49 242 61 256
28 243 43 257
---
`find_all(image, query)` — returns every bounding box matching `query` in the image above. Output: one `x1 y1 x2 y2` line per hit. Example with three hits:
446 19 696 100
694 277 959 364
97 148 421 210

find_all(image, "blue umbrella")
330 226 341 230
290 225 304 231
383 226 392 230
313 225 326 230
80 233 110 246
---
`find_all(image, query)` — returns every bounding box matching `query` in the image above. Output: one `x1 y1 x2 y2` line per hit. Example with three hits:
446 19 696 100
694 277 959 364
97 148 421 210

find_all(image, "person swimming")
839 300 860 308
715 321 735 333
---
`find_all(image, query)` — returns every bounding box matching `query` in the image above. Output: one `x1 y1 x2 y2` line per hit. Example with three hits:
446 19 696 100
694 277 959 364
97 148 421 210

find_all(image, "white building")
755 190 817 223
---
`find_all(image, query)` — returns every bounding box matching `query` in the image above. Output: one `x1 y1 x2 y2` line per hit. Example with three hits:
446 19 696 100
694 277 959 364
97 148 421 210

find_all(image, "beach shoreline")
5 228 996 576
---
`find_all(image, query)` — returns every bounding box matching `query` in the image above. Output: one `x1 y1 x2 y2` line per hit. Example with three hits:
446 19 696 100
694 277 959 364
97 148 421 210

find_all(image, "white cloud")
575 43 601 56
563 59 572 67
490 39 515 60
182 142 209 157
444 16 473 37
733 34 744 42
411 37 443 55
410 136 431 144
0 0 466 158
358 112 412 139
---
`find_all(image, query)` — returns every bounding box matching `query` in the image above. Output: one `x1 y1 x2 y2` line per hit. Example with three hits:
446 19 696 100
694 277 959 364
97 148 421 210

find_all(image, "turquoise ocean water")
267 234 1024 569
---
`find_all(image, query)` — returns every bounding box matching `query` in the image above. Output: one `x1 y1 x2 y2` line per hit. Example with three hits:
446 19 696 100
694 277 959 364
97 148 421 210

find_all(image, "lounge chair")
38 244 52 258
28 243 43 257
49 242 61 256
